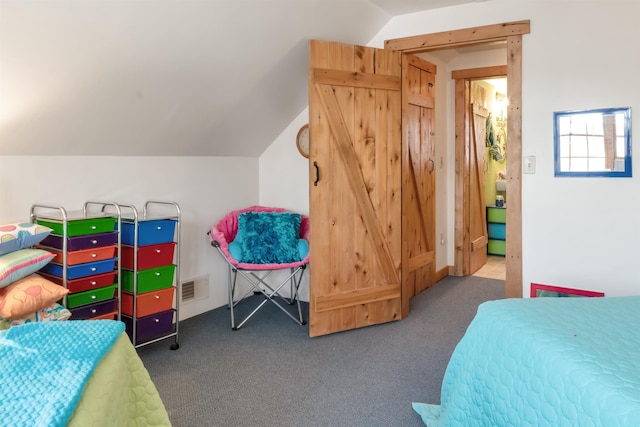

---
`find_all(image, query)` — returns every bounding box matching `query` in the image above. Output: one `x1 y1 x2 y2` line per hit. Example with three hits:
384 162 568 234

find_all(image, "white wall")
260 0 640 297
259 110 311 301
0 156 258 319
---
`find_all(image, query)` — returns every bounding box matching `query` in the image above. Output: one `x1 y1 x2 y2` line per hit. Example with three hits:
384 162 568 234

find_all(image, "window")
554 107 631 177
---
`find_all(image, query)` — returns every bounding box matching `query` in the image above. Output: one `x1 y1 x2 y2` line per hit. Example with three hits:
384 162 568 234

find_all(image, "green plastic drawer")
487 207 506 224
488 239 506 256
66 284 117 309
37 216 117 237
121 264 176 293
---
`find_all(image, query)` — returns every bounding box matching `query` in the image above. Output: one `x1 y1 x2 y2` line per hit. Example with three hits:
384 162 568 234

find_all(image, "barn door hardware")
313 161 320 186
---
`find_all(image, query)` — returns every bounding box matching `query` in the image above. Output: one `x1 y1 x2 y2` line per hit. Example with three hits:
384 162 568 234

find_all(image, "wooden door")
468 102 488 273
308 40 403 337
400 55 437 316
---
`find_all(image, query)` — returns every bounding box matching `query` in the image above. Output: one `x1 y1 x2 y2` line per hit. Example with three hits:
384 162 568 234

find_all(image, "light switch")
523 156 536 174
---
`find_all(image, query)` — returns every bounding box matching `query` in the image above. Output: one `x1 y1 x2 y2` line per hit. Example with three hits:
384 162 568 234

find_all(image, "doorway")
453 70 509 281
385 20 529 298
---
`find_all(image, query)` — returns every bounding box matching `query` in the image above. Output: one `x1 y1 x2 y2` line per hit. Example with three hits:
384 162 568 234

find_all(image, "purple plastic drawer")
41 231 118 251
69 298 118 320
123 309 175 345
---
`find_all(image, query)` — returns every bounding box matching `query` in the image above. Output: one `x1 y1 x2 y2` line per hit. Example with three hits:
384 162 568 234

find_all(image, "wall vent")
180 275 209 303
181 280 195 301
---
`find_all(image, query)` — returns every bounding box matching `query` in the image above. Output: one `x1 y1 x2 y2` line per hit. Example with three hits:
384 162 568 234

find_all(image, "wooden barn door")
468 102 488 274
400 55 437 317
308 40 403 337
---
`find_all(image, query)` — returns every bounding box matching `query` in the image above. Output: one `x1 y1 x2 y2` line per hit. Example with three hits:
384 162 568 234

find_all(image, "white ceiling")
0 0 483 157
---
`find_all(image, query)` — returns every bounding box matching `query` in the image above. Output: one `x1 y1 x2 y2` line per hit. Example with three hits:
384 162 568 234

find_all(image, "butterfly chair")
209 206 309 330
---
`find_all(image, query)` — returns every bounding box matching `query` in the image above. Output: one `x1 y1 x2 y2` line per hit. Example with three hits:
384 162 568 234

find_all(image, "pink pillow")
0 274 69 319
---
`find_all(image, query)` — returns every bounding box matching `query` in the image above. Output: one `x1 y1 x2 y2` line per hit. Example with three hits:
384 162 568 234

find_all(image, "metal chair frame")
225 263 306 330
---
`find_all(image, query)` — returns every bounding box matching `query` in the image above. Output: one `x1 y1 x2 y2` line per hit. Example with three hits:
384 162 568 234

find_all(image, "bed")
0 320 170 426
412 296 640 426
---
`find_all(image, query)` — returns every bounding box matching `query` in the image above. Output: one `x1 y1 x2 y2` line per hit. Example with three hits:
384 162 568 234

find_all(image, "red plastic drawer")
123 309 175 345
91 311 118 320
121 287 175 318
44 245 117 265
40 271 116 294
120 242 175 270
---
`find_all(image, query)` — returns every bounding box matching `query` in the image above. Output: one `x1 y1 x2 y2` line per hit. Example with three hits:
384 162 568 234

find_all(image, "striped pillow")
0 249 55 288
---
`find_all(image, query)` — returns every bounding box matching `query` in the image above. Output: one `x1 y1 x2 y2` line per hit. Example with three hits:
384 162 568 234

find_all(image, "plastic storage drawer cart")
31 202 122 321
487 205 506 256
118 201 180 350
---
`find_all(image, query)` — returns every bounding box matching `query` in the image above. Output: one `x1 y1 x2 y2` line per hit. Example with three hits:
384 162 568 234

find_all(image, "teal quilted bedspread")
0 320 124 427
413 296 640 426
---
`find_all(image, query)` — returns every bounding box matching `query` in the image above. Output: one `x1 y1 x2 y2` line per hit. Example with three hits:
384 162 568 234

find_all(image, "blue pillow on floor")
236 212 302 264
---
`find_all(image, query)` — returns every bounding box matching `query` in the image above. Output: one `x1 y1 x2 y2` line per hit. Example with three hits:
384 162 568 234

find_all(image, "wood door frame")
452 66 506 276
385 20 530 298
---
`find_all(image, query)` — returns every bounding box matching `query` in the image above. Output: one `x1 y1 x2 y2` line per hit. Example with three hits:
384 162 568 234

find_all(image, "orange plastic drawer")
120 242 175 270
44 245 117 265
121 287 175 318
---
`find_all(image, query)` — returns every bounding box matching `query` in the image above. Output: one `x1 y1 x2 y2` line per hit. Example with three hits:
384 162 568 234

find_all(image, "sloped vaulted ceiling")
0 0 479 156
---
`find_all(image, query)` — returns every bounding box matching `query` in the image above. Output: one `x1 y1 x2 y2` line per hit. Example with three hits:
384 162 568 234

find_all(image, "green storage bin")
37 216 117 237
487 207 506 224
121 264 176 293
66 285 117 309
488 239 506 256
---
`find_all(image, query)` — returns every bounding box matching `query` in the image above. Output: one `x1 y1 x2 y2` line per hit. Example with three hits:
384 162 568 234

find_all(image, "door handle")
314 161 320 186
427 158 435 173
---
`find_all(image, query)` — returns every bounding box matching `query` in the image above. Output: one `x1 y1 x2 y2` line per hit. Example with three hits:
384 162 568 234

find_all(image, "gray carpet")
137 275 504 427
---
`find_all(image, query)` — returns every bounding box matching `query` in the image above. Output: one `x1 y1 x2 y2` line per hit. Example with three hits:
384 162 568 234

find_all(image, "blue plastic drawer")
121 219 176 246
40 258 117 279
488 222 506 240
